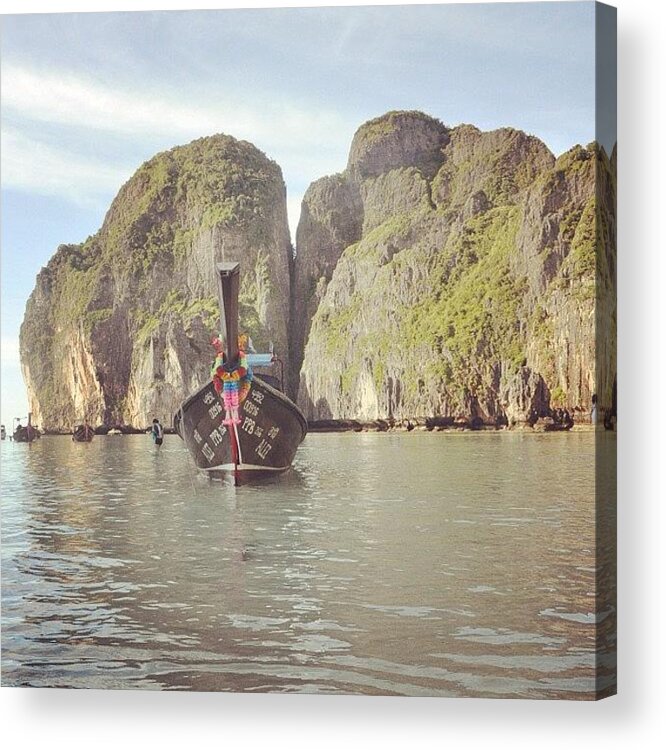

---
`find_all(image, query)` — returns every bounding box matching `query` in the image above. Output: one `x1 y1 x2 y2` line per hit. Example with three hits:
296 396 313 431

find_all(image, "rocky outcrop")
20 135 293 430
296 111 616 424
20 112 616 431
291 111 449 386
499 367 551 426
346 110 449 182
291 174 363 388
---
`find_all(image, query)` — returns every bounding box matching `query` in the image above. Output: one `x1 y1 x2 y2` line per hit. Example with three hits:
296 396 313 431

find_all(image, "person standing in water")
151 418 164 446
590 394 598 425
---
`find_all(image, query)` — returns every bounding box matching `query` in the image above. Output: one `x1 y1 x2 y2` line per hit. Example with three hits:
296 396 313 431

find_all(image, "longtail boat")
72 424 95 442
13 414 41 443
174 262 307 485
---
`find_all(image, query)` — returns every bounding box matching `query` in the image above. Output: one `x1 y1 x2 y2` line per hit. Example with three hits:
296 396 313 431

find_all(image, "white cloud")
1 64 354 162
2 65 218 139
1 127 132 207
1 64 354 210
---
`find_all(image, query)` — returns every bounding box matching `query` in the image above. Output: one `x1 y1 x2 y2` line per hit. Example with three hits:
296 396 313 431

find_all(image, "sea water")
1 431 616 697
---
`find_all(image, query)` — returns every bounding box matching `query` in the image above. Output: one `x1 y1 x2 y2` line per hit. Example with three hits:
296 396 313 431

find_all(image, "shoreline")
307 419 603 433
30 421 608 437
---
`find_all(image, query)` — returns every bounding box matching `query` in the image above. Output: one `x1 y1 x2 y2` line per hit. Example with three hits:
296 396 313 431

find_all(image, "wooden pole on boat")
216 262 240 365
216 262 241 486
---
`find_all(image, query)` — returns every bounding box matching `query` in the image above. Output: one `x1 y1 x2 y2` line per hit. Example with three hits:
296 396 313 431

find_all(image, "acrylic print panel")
0 1 616 699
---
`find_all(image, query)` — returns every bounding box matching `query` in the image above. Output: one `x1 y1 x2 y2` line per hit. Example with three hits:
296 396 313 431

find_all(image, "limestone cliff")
296 112 616 423
20 135 293 430
20 112 616 430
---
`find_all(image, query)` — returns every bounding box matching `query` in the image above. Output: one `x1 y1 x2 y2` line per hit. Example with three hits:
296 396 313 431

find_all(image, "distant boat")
72 424 95 442
175 262 307 485
542 421 574 432
14 414 40 443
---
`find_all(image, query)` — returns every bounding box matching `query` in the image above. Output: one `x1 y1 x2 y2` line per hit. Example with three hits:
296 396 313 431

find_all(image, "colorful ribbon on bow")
211 336 253 426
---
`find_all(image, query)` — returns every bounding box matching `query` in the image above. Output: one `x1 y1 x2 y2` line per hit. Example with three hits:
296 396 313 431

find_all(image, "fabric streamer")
211 335 253 425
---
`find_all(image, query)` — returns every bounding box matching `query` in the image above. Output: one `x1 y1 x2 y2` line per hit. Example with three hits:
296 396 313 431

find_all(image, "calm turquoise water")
1 431 616 697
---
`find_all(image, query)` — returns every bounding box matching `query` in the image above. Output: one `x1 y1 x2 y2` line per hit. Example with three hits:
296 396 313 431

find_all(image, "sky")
0 0 601 426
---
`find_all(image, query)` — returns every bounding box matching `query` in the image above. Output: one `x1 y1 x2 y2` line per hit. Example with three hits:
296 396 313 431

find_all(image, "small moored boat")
72 424 95 442
175 262 307 484
13 414 41 443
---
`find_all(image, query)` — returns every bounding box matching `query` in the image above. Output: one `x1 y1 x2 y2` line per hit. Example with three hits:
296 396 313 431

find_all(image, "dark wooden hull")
175 376 307 482
13 426 41 443
72 425 95 442
542 422 574 432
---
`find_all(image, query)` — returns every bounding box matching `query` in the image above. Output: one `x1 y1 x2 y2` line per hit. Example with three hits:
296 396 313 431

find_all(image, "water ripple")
1 432 616 697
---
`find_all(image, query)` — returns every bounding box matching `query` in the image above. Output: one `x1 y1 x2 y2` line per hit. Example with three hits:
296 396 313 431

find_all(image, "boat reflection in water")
175 262 307 485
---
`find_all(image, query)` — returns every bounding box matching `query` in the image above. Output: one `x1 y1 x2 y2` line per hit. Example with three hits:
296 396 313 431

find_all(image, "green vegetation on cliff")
298 111 616 421
404 207 527 381
20 111 616 429
310 206 527 409
20 133 292 430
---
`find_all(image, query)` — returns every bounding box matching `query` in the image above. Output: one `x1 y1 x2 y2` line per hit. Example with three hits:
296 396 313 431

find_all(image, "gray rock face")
431 125 554 210
291 112 448 391
499 366 551 425
21 134 293 430
291 175 363 390
20 112 616 431
295 112 616 424
347 110 449 182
